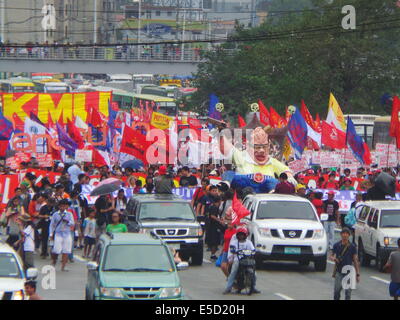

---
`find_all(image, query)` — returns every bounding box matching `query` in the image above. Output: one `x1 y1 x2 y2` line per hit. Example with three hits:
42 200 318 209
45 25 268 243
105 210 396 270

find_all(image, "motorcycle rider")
223 227 261 294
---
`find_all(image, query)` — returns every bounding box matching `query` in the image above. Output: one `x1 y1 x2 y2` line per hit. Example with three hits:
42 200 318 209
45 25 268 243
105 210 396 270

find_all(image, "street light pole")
137 0 141 59
0 0 4 43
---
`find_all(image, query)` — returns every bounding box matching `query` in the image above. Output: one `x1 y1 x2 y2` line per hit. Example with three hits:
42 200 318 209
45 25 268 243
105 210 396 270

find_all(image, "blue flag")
0 110 14 140
56 122 78 155
287 108 308 160
208 93 222 120
108 99 118 129
346 116 366 164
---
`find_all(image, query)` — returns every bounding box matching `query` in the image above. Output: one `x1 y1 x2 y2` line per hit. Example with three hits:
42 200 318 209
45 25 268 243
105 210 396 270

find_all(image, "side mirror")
26 268 38 279
320 214 329 222
87 261 99 271
176 261 189 271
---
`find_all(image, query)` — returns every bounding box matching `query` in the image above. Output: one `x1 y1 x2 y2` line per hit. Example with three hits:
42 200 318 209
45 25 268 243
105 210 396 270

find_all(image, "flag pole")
387 138 393 169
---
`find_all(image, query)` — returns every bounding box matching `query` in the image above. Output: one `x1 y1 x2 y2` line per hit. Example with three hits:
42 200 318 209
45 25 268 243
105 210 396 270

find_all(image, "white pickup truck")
242 194 328 271
354 201 400 272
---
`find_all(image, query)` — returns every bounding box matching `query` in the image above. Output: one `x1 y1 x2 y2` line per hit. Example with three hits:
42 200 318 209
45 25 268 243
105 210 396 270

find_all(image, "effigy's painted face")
248 127 270 165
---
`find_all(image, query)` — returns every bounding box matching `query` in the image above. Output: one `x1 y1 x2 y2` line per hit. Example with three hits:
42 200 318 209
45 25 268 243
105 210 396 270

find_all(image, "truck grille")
271 229 280 238
155 229 188 237
282 230 302 238
123 287 160 300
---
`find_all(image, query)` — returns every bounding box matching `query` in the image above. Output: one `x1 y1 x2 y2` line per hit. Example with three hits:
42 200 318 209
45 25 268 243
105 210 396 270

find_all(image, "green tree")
190 0 400 122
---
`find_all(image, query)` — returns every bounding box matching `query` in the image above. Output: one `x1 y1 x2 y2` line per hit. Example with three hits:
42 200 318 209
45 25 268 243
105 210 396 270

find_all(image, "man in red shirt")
274 173 295 194
323 173 339 189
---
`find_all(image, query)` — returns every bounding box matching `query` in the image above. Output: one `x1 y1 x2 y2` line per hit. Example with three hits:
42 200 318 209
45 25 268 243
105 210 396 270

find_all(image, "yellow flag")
327 93 346 132
283 137 292 161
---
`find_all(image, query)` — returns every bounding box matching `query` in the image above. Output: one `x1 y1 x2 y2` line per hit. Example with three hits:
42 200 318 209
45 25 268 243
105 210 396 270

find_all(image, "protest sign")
75 149 93 162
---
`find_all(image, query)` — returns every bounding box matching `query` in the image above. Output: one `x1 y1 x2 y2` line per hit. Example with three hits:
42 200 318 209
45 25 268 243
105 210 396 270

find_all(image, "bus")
34 80 72 93
372 116 393 148
345 114 380 148
81 86 178 116
0 78 36 92
141 85 176 98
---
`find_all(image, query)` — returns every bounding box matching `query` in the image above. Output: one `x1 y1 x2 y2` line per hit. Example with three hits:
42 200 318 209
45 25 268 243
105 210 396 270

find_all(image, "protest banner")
75 149 93 162
288 159 309 174
1 91 111 123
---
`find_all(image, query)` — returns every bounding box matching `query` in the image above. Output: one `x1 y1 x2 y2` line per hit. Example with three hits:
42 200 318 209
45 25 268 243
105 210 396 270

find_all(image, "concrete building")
0 0 55 44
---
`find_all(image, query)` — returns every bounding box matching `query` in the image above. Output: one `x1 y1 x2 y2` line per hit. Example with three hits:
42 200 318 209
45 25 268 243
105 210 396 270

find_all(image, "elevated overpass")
0 45 205 75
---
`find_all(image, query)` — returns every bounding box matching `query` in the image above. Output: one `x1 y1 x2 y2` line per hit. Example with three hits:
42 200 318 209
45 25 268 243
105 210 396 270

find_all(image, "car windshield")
102 245 174 272
380 210 400 228
139 202 195 221
0 253 22 278
257 201 316 220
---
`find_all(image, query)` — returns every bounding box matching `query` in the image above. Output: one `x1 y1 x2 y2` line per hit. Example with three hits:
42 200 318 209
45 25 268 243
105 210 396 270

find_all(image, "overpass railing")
0 45 211 62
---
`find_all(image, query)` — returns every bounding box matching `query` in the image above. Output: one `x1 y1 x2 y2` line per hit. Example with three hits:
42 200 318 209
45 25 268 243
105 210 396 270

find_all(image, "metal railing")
0 45 206 62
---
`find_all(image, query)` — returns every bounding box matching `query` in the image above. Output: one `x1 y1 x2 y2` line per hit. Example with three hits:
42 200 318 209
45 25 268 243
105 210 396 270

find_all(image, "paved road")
31 242 392 300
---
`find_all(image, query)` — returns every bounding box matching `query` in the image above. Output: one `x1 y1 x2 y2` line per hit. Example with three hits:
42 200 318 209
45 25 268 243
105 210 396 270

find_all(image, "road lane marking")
370 276 390 284
203 259 211 264
327 260 335 265
275 293 294 300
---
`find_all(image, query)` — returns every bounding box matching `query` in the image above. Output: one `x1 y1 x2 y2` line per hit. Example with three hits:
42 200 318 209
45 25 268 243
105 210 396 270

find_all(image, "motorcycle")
234 249 256 295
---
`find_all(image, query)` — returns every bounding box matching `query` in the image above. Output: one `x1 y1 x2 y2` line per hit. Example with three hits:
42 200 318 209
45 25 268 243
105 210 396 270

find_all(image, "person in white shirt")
223 227 260 295
18 214 35 271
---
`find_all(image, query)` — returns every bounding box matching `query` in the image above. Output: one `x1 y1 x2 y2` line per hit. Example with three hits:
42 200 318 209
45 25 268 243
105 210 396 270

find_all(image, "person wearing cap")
49 199 75 271
5 196 25 248
223 226 260 295
179 166 198 188
220 209 236 277
330 227 360 300
154 165 174 194
323 191 340 250
295 184 307 198
340 178 355 191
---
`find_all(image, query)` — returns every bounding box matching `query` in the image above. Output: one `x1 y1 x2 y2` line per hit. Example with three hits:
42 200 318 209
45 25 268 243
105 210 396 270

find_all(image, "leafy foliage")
190 0 400 121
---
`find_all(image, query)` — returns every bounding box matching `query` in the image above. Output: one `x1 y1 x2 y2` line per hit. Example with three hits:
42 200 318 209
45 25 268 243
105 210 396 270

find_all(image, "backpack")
344 208 357 227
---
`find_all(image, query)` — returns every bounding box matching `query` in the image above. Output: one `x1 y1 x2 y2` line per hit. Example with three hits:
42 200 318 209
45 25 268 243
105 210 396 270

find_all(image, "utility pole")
181 9 186 61
93 0 97 43
0 0 4 43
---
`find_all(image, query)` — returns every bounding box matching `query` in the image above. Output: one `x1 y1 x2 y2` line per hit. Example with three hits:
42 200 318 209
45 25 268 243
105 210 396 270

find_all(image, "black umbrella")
90 183 121 197
375 172 396 197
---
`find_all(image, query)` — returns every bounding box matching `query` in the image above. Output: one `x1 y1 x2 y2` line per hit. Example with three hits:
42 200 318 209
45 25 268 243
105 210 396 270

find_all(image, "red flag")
315 113 322 133
67 120 85 149
269 107 286 128
321 121 346 149
231 192 251 225
238 115 246 128
258 99 270 126
57 109 65 126
300 100 316 130
390 96 400 148
362 142 372 165
89 107 104 127
120 125 149 164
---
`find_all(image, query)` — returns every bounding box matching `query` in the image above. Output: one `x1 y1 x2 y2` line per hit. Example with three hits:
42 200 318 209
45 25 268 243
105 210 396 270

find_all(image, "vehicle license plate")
284 247 301 254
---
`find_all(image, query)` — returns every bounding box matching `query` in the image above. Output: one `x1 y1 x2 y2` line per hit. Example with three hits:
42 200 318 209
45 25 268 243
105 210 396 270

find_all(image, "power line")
2 16 400 48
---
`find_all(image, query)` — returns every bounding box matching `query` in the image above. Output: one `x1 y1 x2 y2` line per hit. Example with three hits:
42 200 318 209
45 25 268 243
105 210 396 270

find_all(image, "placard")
75 149 93 162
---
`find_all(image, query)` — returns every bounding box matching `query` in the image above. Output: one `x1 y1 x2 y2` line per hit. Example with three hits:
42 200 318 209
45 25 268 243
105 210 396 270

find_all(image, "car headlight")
258 227 271 238
384 237 397 247
13 290 24 300
188 228 203 237
100 287 124 298
313 229 325 239
159 287 181 298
